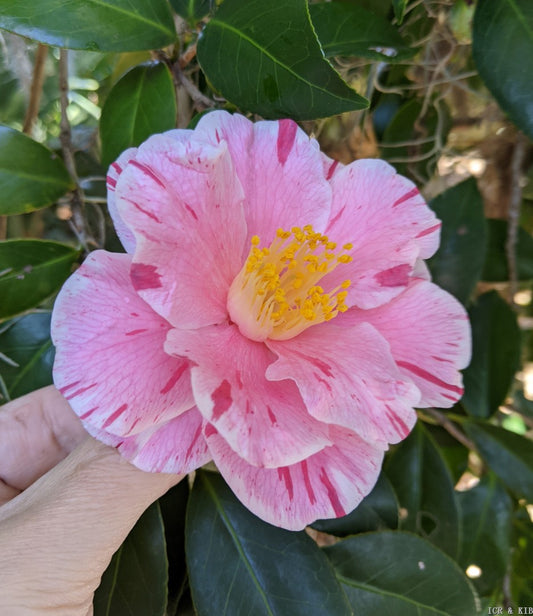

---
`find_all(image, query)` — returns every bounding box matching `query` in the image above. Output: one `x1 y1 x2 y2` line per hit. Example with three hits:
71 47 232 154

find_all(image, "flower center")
227 225 353 341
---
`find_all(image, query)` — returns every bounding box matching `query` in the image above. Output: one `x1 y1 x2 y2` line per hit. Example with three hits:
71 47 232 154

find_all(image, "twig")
419 407 477 451
172 62 215 111
58 50 94 252
506 132 529 306
22 44 48 136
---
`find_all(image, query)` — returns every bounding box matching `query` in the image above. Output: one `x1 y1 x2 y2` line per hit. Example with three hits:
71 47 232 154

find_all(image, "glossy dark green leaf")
171 0 212 21
472 0 533 139
312 472 398 537
325 531 479 615
186 470 352 616
385 423 460 559
382 98 450 183
197 0 368 120
0 126 73 215
0 0 176 52
512 509 533 604
482 218 533 282
392 0 408 25
462 291 521 418
309 3 415 62
93 502 168 616
0 240 79 320
100 62 177 167
0 312 54 403
457 474 512 597
464 422 533 502
427 177 487 305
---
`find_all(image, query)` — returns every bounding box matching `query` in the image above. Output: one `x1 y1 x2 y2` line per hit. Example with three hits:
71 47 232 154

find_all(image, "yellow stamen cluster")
227 225 353 341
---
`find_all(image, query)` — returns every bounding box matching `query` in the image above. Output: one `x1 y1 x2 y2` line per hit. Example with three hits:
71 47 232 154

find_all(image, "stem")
506 132 529 306
22 44 48 136
419 408 477 451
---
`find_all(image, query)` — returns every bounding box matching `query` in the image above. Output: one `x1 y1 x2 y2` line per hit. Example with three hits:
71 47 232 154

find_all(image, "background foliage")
1 0 532 613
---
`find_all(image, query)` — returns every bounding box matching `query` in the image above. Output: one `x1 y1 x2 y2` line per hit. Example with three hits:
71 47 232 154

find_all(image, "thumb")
0 436 183 616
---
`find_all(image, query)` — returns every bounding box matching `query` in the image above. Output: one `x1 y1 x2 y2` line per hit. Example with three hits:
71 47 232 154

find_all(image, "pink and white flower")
51 111 470 530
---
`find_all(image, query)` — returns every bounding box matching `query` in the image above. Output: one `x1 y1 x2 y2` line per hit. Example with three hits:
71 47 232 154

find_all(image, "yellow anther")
341 280 351 289
326 241 337 250
251 235 260 246
337 255 353 264
343 242 353 250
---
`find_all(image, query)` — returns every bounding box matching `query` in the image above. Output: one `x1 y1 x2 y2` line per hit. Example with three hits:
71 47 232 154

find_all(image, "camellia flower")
51 111 470 530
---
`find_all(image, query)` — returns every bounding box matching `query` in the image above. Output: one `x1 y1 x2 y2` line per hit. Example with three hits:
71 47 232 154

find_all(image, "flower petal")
267 322 420 445
86 407 210 474
194 111 332 242
52 251 194 436
342 279 471 407
106 147 137 253
206 424 384 530
115 131 247 328
165 323 332 468
324 159 441 309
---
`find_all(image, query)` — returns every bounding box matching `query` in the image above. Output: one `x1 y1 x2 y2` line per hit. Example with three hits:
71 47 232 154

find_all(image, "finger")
0 436 183 615
0 386 87 500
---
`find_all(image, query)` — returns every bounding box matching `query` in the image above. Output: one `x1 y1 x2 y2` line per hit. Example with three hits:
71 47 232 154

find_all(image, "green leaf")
462 291 521 418
385 423 461 559
171 0 212 22
93 502 168 616
382 98 450 183
464 422 533 502
100 62 177 167
0 312 54 403
472 0 533 139
312 472 398 537
309 2 415 62
482 218 533 282
197 0 368 120
392 0 408 25
512 509 533 604
0 0 176 52
427 177 487 305
0 126 73 215
457 474 513 597
324 531 479 615
186 470 352 616
0 240 79 320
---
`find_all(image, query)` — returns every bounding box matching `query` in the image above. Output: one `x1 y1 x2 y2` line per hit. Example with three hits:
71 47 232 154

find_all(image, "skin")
0 386 183 616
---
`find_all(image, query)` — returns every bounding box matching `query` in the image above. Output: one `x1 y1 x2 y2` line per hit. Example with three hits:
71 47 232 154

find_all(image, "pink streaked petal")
267 322 420 445
341 279 471 407
86 407 210 474
323 159 440 309
194 111 332 243
51 251 195 436
106 148 138 253
165 323 332 468
115 131 247 328
206 425 384 530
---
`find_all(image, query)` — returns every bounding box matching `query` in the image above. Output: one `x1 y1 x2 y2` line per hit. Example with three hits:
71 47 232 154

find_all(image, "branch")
506 132 529 306
419 407 477 451
22 44 48 136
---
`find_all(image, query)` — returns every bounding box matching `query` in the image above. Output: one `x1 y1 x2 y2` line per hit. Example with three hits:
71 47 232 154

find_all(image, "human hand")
0 386 183 615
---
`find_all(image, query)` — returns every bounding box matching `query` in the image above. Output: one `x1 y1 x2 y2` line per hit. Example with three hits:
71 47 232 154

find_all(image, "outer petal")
106 147 137 253
206 424 384 530
52 251 194 436
324 159 441 309
115 131 247 328
342 279 471 407
267 322 420 446
86 407 210 474
165 323 332 468
194 111 332 242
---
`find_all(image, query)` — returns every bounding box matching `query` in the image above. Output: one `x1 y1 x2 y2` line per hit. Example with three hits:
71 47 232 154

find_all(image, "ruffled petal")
115 130 247 328
86 407 210 474
194 111 332 242
267 322 420 445
342 279 471 407
165 323 332 468
106 147 137 253
51 251 194 436
206 424 384 530
323 159 441 309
